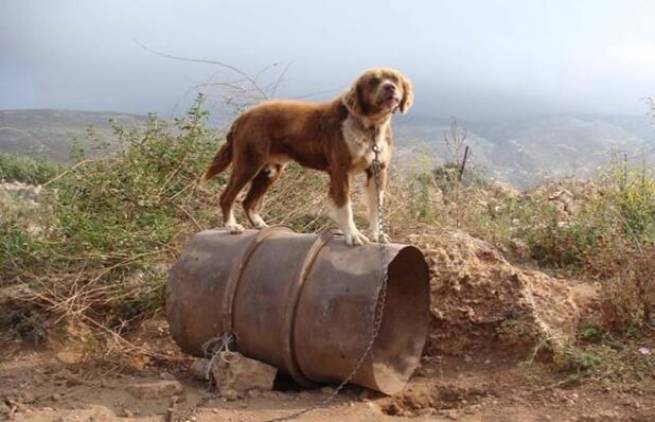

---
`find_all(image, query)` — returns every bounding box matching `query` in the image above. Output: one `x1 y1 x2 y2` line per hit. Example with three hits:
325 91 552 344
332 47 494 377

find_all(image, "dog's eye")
368 77 380 86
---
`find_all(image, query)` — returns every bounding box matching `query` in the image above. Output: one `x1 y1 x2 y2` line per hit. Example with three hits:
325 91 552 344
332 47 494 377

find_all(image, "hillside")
396 114 655 187
0 109 145 162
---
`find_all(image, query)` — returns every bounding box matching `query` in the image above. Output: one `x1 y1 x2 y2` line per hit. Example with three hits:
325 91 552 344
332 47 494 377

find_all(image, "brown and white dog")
203 67 413 246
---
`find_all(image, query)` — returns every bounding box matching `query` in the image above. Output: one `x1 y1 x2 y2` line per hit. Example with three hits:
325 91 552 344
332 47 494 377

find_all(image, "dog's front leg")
330 171 369 246
365 166 391 243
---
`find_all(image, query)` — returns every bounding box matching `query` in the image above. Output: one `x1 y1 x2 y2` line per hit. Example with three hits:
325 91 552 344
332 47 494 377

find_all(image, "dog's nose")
383 83 396 93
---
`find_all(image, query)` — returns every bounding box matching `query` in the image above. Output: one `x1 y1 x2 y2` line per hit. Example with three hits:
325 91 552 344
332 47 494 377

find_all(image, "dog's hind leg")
220 163 263 234
243 163 286 229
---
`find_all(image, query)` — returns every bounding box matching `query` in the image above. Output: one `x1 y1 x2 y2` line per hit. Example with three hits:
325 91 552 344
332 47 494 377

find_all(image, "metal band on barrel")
222 226 293 338
281 228 335 387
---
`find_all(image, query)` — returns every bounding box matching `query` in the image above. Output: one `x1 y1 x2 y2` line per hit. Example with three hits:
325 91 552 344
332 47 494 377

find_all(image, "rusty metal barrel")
166 226 430 394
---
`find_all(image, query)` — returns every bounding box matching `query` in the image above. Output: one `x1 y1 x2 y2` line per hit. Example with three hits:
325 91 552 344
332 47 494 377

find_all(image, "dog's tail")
203 126 236 181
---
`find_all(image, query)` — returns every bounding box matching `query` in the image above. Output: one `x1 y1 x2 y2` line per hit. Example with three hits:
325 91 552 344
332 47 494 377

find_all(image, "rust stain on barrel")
166 227 430 394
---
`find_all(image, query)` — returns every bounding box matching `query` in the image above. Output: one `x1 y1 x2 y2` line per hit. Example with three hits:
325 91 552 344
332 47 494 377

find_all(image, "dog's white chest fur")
341 116 390 172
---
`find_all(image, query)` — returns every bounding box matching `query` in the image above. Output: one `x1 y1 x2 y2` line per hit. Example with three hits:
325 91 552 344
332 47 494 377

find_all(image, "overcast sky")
1 0 654 120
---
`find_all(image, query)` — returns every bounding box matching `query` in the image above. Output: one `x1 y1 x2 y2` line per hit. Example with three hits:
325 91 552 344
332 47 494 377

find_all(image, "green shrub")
1 95 220 338
521 165 655 273
0 152 61 184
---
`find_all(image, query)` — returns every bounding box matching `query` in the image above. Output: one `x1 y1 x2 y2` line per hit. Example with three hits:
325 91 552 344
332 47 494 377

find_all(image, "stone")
126 380 184 399
211 351 276 396
189 358 211 380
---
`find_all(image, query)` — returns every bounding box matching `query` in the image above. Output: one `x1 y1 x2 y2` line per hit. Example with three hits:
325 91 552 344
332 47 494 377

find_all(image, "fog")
1 0 654 120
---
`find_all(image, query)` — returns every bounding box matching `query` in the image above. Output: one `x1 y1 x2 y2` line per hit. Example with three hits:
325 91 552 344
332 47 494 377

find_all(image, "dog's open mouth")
381 96 400 110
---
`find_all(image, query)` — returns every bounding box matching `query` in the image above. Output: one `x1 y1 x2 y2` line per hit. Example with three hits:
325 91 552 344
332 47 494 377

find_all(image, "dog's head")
343 68 413 119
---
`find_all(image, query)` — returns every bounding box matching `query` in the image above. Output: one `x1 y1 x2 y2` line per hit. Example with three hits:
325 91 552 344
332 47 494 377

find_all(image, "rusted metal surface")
167 227 430 394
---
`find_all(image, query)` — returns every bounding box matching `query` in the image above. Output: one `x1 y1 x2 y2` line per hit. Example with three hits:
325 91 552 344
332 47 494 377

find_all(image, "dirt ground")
1 323 654 422
2 230 654 421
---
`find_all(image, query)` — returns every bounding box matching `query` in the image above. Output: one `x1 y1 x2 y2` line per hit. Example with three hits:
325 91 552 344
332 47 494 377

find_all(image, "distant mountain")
1 109 653 188
395 114 655 187
0 109 145 162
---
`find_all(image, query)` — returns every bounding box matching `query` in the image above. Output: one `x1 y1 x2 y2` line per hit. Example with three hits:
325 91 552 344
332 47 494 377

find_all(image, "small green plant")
559 345 603 373
579 326 606 344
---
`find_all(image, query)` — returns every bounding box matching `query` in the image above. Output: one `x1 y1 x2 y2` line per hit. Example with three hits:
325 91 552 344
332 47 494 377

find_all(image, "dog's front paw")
226 222 245 234
346 229 370 247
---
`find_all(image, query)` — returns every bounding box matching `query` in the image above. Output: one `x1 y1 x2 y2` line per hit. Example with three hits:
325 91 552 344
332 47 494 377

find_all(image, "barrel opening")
369 245 430 394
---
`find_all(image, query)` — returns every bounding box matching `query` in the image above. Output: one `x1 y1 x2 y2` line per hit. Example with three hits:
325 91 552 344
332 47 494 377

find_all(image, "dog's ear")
342 82 366 116
398 76 414 114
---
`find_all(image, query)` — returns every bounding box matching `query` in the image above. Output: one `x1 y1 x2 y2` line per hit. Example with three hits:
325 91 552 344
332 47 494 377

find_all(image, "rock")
189 358 211 380
409 229 580 358
126 380 184 399
211 351 276 397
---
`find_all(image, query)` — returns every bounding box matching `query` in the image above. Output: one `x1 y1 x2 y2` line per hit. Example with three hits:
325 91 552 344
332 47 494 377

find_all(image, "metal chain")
265 143 390 422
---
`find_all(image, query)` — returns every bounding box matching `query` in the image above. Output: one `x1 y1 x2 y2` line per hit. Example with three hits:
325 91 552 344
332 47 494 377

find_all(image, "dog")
203 67 413 246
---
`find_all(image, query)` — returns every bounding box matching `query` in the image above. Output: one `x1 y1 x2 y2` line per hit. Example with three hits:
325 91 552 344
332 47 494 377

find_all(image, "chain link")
265 142 390 422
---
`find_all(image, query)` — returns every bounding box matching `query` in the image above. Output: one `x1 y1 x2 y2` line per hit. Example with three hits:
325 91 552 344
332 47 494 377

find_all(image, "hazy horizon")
2 1 654 121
